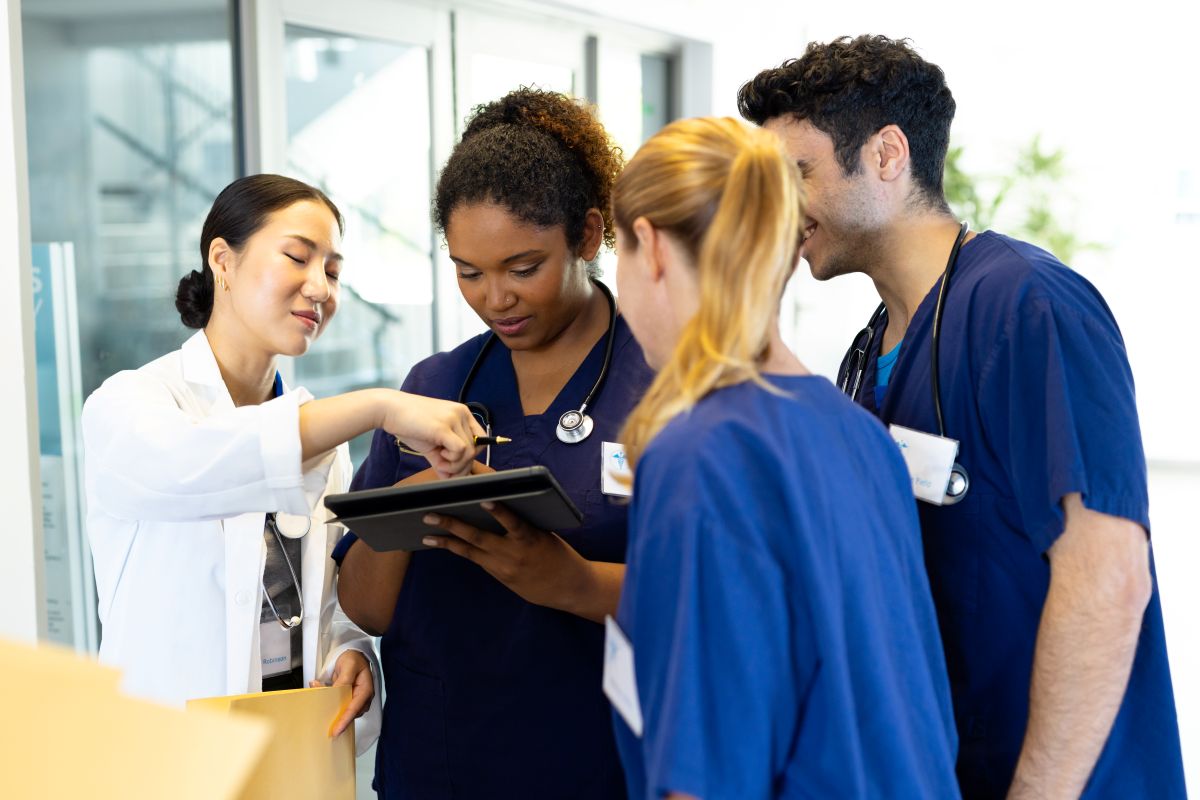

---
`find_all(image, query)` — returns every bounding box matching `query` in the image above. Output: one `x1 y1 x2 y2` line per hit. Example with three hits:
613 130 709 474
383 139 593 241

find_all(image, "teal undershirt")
874 340 902 408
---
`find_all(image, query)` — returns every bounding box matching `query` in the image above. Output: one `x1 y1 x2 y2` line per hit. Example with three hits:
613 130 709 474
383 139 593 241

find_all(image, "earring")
214 274 229 291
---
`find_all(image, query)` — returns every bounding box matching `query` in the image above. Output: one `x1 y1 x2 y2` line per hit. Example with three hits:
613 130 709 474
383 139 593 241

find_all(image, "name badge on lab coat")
260 621 291 678
603 615 643 737
601 442 632 498
888 423 959 505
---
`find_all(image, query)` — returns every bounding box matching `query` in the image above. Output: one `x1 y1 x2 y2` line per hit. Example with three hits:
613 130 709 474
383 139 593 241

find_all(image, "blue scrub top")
614 376 960 800
841 231 1184 798
334 314 654 800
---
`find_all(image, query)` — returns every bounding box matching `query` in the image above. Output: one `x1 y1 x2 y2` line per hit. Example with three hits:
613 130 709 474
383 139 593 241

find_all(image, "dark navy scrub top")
614 376 960 799
334 314 653 800
842 231 1184 798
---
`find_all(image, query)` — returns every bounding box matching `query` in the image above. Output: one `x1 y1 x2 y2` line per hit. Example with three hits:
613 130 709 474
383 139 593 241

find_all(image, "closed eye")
512 262 542 278
285 252 305 265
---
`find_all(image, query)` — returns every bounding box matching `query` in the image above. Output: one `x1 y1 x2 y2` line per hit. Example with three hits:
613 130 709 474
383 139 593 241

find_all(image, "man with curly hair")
739 35 1184 800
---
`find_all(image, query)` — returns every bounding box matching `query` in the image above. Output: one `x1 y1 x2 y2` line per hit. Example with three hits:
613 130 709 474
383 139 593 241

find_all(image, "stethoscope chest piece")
944 463 970 505
556 409 594 444
273 512 311 539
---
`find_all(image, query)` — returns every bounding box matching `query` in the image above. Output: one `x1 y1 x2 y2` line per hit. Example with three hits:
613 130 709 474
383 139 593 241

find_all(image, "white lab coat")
81 330 381 753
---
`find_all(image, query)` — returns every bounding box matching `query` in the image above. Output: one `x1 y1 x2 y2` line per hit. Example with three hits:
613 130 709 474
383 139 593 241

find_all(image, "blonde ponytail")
615 117 804 470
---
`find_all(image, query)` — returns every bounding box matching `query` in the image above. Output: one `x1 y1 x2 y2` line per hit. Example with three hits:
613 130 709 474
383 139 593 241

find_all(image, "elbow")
337 585 389 637
1115 557 1153 621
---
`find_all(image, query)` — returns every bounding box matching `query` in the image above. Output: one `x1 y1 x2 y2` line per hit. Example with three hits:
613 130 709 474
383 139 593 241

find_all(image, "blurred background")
12 0 1196 794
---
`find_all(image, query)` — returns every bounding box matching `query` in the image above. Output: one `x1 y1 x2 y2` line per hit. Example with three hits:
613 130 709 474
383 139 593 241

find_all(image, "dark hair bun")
175 269 214 329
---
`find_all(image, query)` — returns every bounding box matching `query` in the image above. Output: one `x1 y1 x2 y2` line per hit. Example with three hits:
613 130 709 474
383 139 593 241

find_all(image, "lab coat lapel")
300 494 333 684
224 511 267 694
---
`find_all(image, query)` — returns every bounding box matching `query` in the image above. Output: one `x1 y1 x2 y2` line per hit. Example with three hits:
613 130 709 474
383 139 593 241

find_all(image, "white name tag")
888 423 960 505
603 615 644 737
259 620 292 678
601 441 632 498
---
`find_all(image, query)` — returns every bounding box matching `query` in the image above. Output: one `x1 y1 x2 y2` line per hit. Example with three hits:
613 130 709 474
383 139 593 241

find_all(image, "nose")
482 275 515 313
301 261 331 304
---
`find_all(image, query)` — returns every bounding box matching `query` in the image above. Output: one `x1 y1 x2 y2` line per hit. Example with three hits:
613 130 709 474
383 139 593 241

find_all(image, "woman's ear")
208 237 234 282
579 207 606 262
632 217 665 283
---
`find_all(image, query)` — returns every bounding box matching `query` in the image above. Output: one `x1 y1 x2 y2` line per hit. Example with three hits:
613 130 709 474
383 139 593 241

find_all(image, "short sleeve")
977 291 1149 553
623 447 803 799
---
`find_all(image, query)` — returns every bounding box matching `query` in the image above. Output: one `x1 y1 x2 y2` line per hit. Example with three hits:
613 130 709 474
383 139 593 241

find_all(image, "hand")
380 392 484 477
311 649 374 738
420 501 591 612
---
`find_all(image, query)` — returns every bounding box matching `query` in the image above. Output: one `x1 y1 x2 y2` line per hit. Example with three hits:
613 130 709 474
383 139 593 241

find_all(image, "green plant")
943 134 1102 264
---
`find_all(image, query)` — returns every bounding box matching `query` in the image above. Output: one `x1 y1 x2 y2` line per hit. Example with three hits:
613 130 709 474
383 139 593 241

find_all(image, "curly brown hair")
434 87 623 256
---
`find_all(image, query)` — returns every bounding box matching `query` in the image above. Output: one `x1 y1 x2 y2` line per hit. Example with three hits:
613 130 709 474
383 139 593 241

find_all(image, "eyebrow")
449 249 545 269
284 234 343 263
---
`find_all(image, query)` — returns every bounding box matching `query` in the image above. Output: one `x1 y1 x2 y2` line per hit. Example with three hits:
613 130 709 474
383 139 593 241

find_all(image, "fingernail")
481 501 495 510
423 513 440 524
422 536 439 547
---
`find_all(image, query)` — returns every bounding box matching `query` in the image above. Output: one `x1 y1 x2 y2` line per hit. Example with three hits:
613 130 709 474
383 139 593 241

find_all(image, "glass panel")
463 52 575 115
22 0 237 651
640 53 674 142
284 25 435 466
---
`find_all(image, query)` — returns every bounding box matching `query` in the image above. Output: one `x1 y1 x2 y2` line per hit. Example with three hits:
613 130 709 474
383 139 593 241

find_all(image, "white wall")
1 0 45 642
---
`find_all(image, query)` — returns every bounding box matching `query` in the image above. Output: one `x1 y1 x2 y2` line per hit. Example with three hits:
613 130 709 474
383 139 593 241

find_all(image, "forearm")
560 561 625 624
337 539 411 636
298 389 388 462
1009 502 1151 798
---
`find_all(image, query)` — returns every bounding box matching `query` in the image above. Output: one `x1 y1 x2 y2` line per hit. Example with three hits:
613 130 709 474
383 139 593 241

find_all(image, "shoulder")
960 231 1117 329
401 331 492 395
83 347 184 417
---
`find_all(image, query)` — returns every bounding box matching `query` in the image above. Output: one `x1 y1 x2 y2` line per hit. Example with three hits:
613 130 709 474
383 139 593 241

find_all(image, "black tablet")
324 466 583 552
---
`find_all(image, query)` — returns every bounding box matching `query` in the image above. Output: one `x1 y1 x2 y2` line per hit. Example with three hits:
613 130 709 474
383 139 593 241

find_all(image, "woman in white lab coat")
82 175 481 751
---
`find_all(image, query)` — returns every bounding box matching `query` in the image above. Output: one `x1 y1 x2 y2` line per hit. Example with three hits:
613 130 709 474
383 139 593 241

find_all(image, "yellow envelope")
0 637 272 800
188 684 355 800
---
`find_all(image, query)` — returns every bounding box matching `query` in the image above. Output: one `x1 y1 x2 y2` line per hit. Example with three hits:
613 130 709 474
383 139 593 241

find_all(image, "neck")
761 325 809 376
511 280 609 368
869 215 966 349
203 321 278 407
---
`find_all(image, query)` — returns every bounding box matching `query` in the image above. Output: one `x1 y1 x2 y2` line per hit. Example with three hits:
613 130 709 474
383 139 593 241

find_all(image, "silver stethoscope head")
556 406 595 444
943 463 969 505
272 512 311 539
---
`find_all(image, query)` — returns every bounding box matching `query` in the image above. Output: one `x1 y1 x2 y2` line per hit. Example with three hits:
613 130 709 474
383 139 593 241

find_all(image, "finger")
421 532 487 565
423 513 493 550
480 501 528 539
331 685 370 738
309 679 322 688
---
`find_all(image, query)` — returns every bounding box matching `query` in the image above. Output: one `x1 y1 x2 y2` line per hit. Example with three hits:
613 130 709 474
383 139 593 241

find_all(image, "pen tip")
495 436 512 444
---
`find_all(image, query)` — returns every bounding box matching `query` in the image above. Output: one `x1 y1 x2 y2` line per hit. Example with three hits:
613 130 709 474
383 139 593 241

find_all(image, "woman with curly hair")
334 88 653 798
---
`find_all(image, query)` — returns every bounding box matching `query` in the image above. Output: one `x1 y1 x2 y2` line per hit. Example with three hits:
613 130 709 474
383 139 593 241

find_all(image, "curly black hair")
738 35 955 207
434 87 623 255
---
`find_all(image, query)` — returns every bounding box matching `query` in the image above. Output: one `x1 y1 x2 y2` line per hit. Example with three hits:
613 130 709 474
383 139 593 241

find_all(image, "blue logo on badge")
612 451 627 471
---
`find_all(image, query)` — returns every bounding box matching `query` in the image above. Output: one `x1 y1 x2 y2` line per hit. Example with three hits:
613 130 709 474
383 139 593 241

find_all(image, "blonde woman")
607 118 959 799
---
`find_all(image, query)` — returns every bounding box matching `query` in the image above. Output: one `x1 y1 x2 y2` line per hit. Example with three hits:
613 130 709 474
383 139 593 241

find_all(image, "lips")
490 315 531 336
292 310 321 330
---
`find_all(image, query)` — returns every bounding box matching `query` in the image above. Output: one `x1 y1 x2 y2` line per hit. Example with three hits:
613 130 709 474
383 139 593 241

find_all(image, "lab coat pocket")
383 662 452 800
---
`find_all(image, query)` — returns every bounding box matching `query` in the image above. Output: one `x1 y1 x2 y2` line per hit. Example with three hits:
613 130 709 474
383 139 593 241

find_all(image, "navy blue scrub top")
840 231 1184 798
334 314 653 800
614 377 959 799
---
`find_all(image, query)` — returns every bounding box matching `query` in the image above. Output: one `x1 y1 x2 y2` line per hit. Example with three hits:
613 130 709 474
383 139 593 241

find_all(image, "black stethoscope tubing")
842 221 971 501
458 279 617 445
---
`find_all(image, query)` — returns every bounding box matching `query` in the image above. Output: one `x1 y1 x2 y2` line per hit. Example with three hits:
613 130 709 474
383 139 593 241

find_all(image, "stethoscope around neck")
840 221 971 505
458 279 618 448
